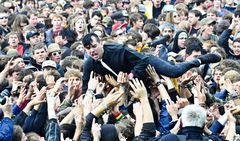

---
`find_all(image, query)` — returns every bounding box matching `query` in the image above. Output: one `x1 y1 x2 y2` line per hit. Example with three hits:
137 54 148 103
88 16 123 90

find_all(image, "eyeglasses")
173 15 179 18
0 16 8 19
52 51 61 56
178 37 187 40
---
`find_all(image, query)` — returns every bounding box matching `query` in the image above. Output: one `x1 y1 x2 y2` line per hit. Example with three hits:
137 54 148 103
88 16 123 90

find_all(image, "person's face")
233 81 240 95
173 12 180 24
54 35 64 45
134 19 144 29
33 48 47 64
38 18 45 25
50 51 62 63
188 13 199 26
213 0 221 7
107 7 114 15
38 32 45 42
203 23 214 34
177 32 188 48
162 28 173 38
226 0 234 5
186 50 201 61
153 0 161 6
61 17 67 27
29 35 39 45
85 36 104 60
42 7 50 17
8 34 19 47
26 1 35 9
75 19 85 32
0 13 9 26
55 6 63 14
116 1 123 9
68 76 81 88
29 14 38 27
207 13 217 21
203 0 210 9
232 41 240 56
52 17 62 30
213 69 222 83
66 7 74 15
13 58 25 69
12 71 21 81
91 15 101 27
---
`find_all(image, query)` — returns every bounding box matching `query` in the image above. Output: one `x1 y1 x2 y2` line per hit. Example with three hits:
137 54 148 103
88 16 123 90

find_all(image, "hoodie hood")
169 30 188 53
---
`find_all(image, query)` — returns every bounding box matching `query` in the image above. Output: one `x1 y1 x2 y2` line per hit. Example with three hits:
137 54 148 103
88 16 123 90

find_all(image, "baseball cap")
26 31 40 40
42 60 57 69
112 23 128 31
200 18 216 26
111 11 126 21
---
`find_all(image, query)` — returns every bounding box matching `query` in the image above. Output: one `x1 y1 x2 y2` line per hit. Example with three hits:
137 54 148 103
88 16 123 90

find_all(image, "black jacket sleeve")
13 111 28 127
22 103 48 136
217 29 232 55
138 122 156 141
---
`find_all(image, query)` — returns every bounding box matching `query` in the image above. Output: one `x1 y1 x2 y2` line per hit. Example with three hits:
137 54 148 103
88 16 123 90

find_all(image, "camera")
0 89 11 105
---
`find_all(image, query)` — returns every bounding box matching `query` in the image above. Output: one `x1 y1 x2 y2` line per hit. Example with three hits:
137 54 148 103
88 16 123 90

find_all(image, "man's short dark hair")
195 0 206 6
82 33 100 49
91 10 103 20
189 10 202 19
129 13 143 26
233 38 240 43
185 37 203 55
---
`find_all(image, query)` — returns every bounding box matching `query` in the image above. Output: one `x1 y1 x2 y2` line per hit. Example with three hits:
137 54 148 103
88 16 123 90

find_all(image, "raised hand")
117 71 129 84
146 65 160 83
105 74 118 87
91 118 101 140
88 71 99 91
102 88 124 108
129 78 148 100
96 82 105 94
0 97 13 118
166 99 178 121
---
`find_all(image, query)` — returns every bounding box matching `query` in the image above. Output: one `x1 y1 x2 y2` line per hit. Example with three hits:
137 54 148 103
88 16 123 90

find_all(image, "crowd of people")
0 0 240 140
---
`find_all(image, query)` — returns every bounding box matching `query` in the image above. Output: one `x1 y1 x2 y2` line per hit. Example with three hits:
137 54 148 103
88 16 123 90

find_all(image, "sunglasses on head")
52 51 61 56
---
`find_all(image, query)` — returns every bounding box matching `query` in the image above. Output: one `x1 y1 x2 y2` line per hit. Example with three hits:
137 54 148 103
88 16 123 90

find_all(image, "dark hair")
189 10 202 19
143 23 160 40
124 31 142 46
185 37 203 55
195 0 206 6
233 38 240 43
60 124 76 139
82 33 100 49
92 10 103 20
60 28 78 44
129 13 143 26
12 125 24 141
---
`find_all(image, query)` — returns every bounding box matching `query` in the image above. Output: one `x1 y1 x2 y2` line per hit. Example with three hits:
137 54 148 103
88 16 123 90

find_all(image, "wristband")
114 112 124 121
156 81 162 86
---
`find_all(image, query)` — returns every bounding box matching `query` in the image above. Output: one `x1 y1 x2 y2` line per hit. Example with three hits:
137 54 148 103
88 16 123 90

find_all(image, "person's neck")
53 27 61 31
202 31 210 39
193 22 200 29
154 3 161 8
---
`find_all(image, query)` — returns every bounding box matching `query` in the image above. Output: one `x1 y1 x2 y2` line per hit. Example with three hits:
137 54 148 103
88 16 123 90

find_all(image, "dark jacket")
159 126 223 141
0 117 13 141
218 29 240 60
45 118 60 141
22 103 48 136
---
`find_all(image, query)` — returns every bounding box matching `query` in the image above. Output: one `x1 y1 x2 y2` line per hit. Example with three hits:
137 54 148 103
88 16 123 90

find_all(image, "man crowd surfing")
0 0 240 140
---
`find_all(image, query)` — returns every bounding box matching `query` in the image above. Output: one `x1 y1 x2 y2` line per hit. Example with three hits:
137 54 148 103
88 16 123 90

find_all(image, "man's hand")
0 97 13 118
88 71 99 91
146 65 161 84
105 74 118 87
129 78 148 100
117 72 129 84
91 118 101 141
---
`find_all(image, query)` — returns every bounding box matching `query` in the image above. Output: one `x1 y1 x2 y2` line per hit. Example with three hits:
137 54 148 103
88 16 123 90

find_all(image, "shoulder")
160 134 180 141
103 43 126 52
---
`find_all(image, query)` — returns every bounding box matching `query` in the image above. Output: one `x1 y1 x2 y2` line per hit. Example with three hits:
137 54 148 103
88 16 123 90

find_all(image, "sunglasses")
178 37 187 40
173 15 179 18
52 51 61 56
0 16 8 19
